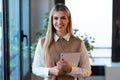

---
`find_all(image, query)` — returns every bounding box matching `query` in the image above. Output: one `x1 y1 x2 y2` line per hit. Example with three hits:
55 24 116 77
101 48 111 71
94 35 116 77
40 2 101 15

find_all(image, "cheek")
53 20 56 26
53 22 57 29
64 21 69 26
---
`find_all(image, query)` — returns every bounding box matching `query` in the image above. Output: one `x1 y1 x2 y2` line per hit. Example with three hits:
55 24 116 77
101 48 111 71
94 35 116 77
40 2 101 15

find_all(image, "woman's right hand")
57 59 72 73
49 66 66 76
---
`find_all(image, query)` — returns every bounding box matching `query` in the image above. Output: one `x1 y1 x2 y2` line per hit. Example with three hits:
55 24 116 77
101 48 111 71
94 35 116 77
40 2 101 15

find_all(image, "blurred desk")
88 58 120 80
105 62 120 80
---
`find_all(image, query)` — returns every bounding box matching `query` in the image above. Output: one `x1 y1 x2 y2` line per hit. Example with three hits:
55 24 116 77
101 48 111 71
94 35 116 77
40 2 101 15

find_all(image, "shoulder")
41 37 45 43
70 35 82 42
39 37 45 46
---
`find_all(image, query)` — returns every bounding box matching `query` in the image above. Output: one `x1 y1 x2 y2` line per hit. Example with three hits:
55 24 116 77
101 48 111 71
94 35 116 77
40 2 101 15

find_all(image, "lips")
58 26 62 28
57 24 64 27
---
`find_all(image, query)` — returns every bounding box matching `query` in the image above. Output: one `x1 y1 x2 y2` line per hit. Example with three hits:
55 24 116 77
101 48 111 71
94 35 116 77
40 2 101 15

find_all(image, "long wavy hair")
42 3 74 66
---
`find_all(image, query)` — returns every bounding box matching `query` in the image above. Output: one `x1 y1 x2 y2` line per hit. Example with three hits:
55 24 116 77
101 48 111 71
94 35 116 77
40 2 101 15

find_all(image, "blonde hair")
42 3 74 66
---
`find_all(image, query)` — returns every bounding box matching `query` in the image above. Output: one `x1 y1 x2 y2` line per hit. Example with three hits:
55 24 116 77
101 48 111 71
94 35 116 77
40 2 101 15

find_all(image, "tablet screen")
60 52 81 67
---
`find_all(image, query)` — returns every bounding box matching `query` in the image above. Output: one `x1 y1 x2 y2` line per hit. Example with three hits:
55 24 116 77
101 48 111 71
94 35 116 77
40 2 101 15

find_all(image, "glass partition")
0 0 3 80
9 0 20 80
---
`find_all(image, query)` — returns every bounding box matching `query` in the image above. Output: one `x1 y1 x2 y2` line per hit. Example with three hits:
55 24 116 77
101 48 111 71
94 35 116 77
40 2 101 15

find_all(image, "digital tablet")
60 52 81 67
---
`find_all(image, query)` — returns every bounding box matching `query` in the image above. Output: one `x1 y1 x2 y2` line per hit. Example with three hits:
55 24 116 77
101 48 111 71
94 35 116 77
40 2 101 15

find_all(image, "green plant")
81 34 95 51
73 29 95 51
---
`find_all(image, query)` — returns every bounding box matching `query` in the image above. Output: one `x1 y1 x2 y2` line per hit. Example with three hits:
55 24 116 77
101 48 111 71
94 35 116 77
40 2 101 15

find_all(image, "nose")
57 19 62 25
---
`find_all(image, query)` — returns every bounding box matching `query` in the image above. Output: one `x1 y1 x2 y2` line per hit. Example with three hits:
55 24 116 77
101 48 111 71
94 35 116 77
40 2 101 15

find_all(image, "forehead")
53 11 67 17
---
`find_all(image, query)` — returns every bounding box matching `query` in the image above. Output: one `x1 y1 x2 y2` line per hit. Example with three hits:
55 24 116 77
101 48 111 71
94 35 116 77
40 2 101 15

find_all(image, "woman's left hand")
57 59 72 73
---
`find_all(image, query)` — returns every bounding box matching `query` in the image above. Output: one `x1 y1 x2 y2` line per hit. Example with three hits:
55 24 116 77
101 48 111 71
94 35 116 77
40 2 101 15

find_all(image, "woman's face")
52 11 69 34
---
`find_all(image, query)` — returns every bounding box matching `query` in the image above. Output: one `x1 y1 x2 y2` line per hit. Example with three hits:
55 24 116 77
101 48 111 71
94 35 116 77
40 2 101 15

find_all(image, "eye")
61 16 66 20
53 17 58 20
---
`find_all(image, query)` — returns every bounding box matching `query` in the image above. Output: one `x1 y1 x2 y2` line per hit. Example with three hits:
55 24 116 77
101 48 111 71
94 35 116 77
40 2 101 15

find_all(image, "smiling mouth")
57 25 64 28
57 26 63 29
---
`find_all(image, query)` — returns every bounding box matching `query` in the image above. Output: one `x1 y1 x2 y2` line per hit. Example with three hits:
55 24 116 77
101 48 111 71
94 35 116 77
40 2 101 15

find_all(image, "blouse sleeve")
69 41 92 78
32 39 50 78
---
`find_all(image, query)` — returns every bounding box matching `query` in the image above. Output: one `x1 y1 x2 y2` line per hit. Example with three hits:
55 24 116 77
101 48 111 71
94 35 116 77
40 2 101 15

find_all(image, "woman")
32 3 92 80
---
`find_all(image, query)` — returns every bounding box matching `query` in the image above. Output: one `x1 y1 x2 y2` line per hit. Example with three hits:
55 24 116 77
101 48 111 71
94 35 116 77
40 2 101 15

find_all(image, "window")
1 0 31 80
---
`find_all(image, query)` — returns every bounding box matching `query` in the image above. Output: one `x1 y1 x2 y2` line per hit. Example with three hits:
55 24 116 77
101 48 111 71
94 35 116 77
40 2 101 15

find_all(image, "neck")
56 31 67 38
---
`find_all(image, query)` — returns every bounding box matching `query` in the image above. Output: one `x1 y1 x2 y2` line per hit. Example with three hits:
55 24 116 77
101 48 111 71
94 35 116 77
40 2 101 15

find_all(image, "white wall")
66 0 112 48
